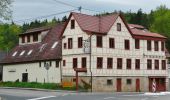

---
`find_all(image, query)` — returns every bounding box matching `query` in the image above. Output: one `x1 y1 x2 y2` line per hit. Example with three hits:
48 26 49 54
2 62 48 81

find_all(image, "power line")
13 9 77 23
52 0 101 13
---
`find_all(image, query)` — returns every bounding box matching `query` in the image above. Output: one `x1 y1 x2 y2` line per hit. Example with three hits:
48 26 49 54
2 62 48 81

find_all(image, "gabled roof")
1 24 64 64
62 12 166 40
72 12 119 34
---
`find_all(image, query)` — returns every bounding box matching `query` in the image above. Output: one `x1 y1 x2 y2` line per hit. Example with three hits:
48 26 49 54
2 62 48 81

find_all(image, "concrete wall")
3 61 61 83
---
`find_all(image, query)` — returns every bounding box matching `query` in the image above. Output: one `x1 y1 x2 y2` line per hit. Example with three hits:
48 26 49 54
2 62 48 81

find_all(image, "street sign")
83 39 90 53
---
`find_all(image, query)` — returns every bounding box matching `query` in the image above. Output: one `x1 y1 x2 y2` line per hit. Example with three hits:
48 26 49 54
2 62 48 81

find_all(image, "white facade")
62 16 168 77
61 13 168 92
3 61 61 83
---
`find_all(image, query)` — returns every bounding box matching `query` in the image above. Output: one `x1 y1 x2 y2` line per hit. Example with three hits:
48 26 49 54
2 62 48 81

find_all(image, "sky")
11 0 170 24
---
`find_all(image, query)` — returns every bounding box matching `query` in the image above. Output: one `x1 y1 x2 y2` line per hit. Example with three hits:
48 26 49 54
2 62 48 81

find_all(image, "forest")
0 3 170 52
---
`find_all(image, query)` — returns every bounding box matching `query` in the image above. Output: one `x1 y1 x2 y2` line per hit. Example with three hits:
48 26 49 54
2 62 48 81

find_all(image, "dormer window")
12 51 17 57
22 36 25 43
51 42 58 49
33 34 38 42
117 23 121 31
20 50 25 56
71 20 75 29
27 35 30 42
27 50 33 55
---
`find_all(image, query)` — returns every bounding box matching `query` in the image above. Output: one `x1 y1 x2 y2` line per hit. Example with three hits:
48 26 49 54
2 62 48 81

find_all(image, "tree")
149 5 170 51
0 24 21 51
0 0 13 22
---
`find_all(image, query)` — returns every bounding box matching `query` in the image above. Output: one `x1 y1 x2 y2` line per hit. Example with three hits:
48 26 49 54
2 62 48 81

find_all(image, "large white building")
1 24 63 83
61 12 168 92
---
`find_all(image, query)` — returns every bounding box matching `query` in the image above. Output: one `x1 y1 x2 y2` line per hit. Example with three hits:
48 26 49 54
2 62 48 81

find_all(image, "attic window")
117 23 121 31
40 43 47 52
12 51 17 57
33 34 38 42
27 50 33 55
71 20 75 29
51 42 58 49
20 50 25 56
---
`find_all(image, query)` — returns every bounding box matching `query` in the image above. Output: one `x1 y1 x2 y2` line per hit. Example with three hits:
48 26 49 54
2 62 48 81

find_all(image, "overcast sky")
11 0 170 24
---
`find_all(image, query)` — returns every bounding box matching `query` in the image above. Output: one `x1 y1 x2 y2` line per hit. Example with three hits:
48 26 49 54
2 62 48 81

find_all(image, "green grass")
0 82 77 90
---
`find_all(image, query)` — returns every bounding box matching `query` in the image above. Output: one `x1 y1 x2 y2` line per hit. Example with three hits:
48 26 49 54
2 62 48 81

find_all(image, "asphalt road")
0 88 170 100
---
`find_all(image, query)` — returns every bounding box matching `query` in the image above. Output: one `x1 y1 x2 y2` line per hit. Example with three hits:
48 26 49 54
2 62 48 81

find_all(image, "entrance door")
117 78 121 92
22 73 28 82
136 79 140 92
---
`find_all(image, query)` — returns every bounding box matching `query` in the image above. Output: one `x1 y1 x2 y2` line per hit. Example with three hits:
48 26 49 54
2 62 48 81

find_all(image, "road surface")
0 88 170 100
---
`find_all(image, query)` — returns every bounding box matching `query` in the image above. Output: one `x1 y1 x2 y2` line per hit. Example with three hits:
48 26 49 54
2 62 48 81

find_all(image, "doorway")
22 73 28 82
116 78 121 92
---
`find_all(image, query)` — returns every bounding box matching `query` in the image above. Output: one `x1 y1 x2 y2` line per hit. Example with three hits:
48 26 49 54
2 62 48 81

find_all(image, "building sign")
8 68 16 72
83 39 90 53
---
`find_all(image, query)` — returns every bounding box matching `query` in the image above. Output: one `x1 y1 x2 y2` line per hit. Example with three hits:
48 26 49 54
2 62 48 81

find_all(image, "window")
155 60 159 70
82 57 86 68
126 79 132 85
135 39 140 49
56 61 59 68
161 42 165 51
27 35 30 42
162 60 166 70
126 59 131 69
125 40 130 50
49 61 52 66
51 42 58 49
147 59 152 70
78 37 83 48
117 23 121 31
107 58 113 69
63 60 66 66
68 38 73 49
117 58 122 69
147 40 151 51
33 34 38 42
97 57 103 69
109 38 115 48
73 58 77 68
154 41 159 51
71 20 75 29
96 36 103 47
22 36 25 43
12 51 17 57
64 43 67 49
20 50 25 56
27 50 33 55
135 59 140 70
107 79 113 85
39 62 41 67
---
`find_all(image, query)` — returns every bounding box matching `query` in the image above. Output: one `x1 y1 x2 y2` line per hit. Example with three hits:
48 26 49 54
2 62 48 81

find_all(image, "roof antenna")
78 6 82 13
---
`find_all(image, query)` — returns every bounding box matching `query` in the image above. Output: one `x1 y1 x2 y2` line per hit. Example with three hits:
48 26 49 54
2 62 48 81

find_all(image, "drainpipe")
90 34 93 92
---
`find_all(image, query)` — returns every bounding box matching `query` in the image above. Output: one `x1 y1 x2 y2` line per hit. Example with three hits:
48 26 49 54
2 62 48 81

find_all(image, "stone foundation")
62 76 167 92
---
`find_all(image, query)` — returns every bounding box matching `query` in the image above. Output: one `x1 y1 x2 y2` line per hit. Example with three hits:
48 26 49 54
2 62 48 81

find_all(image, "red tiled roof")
67 12 166 39
128 24 145 29
128 24 166 39
1 24 64 64
131 28 166 38
72 12 119 34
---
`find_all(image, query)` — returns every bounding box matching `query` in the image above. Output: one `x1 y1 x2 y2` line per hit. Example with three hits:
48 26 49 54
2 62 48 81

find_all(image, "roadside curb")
0 87 77 93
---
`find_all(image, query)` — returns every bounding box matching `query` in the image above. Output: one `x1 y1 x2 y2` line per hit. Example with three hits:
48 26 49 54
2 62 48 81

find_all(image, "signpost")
44 62 50 83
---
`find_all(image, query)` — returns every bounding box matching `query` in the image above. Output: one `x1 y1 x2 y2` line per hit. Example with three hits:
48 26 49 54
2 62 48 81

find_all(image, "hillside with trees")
0 0 170 52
